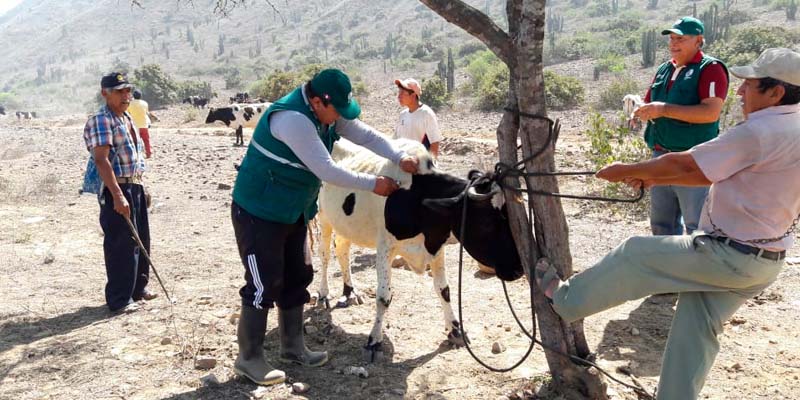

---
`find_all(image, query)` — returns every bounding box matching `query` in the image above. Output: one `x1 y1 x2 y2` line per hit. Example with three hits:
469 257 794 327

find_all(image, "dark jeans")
231 201 313 309
99 183 150 311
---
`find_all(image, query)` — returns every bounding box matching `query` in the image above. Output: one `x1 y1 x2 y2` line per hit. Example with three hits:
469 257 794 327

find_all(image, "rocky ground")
1 97 799 400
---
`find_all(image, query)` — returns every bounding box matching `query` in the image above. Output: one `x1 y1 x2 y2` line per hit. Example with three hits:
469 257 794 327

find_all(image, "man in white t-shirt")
394 78 442 158
536 48 800 400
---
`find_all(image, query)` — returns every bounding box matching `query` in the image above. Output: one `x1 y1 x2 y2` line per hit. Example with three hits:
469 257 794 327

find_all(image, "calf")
15 111 36 119
205 102 271 146
317 138 523 360
622 94 644 131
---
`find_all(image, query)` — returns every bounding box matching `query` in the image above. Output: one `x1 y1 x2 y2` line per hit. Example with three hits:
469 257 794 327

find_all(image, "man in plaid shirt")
83 72 156 313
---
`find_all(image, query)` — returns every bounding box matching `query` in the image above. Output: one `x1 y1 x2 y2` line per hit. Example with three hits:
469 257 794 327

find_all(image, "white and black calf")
205 103 271 146
15 111 36 119
622 94 644 131
317 139 523 360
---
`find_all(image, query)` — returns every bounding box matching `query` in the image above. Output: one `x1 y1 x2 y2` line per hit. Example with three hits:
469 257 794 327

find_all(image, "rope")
453 108 654 398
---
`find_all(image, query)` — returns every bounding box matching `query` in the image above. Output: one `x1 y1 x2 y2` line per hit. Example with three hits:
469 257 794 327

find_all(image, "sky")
0 0 24 16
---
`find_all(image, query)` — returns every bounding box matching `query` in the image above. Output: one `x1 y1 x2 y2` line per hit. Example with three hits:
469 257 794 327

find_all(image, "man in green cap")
634 16 729 236
537 48 800 399
229 68 419 386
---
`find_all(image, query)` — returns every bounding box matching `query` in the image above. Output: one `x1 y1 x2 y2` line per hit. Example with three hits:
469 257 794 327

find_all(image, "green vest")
232 87 340 224
643 55 728 152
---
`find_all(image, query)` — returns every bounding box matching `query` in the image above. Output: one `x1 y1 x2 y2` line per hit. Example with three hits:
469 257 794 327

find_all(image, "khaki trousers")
552 233 783 400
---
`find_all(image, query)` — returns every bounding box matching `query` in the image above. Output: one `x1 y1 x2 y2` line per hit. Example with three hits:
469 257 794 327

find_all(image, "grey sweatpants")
552 233 784 400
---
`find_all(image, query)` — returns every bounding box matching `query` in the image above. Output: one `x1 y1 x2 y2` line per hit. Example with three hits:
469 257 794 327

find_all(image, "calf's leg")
429 253 468 347
365 237 395 362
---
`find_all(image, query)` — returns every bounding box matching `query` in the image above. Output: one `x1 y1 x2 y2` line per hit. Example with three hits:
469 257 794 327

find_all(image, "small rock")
304 325 319 335
292 382 310 394
200 195 208 200
631 327 640 336
229 312 240 325
251 386 270 399
769 339 778 344
728 362 743 372
491 342 506 354
729 317 747 326
43 253 55 264
344 366 369 378
218 183 232 190
160 337 173 345
195 356 217 370
390 388 404 396
199 373 219 386
199 295 213 300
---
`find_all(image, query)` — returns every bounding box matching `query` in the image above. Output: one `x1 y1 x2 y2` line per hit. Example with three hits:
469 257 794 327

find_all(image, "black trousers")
99 183 150 311
231 201 313 309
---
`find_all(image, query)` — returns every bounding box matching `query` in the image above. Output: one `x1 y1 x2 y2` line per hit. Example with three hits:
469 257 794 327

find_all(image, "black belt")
711 236 786 261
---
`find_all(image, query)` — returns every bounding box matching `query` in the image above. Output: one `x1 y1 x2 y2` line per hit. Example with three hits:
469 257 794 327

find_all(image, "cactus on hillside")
641 29 657 67
647 0 658 9
447 48 455 94
788 0 798 20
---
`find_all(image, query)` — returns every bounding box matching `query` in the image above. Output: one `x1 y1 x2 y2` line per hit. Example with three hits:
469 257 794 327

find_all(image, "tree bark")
421 0 607 398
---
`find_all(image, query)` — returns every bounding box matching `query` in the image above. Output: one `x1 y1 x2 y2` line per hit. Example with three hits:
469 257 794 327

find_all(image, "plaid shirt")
83 105 146 177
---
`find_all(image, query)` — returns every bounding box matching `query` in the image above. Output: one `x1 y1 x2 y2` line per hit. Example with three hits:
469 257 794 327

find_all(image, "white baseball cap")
394 78 422 97
729 47 800 86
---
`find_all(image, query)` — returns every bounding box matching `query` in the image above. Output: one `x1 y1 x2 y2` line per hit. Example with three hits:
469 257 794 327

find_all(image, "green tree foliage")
709 26 793 66
544 70 585 110
250 64 360 103
177 80 214 100
597 76 639 110
595 53 626 73
132 64 179 109
420 76 451 110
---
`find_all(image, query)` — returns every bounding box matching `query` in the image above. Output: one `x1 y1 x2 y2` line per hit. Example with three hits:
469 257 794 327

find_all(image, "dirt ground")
1 104 799 400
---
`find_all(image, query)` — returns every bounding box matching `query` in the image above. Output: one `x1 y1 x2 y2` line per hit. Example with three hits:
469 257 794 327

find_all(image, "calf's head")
205 107 235 126
385 170 524 281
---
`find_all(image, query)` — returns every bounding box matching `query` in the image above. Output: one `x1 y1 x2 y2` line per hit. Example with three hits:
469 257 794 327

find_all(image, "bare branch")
419 0 513 65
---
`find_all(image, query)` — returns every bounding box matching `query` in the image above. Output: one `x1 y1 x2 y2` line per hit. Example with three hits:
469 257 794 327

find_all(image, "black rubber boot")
278 305 329 367
234 305 286 385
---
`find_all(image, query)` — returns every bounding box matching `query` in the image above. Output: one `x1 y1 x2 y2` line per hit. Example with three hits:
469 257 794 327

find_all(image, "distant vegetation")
708 26 795 66
597 77 639 110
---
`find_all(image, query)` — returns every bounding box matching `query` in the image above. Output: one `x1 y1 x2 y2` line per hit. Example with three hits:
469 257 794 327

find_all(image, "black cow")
0 105 5 115
230 92 250 103
316 138 523 359
182 96 209 108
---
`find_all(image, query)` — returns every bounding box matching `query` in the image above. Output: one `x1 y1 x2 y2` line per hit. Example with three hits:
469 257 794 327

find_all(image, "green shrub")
0 92 21 109
595 53 626 73
597 76 639 110
224 68 243 90
465 50 500 92
132 64 179 109
420 76 451 110
709 26 793 66
554 34 596 61
476 63 509 110
544 70 585 110
251 70 305 102
583 111 650 213
177 80 214 99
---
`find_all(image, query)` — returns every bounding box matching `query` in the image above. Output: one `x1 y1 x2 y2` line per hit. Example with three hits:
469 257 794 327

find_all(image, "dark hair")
758 77 800 105
133 89 142 99
305 80 330 107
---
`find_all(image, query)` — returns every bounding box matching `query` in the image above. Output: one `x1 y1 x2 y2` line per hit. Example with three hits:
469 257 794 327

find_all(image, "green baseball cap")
309 69 361 120
661 16 704 36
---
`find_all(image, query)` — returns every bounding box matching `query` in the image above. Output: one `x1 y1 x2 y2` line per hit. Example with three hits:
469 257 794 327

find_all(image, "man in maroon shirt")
634 17 729 236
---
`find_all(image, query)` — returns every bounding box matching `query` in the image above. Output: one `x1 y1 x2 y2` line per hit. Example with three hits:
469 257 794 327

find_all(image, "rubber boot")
234 305 286 385
278 305 329 367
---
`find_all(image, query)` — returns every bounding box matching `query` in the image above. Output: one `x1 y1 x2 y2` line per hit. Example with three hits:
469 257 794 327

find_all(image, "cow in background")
16 111 36 119
205 102 271 146
317 138 523 360
183 96 209 108
0 105 5 115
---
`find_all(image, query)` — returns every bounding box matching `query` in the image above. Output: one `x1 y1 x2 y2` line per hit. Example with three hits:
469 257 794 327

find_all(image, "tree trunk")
420 0 608 398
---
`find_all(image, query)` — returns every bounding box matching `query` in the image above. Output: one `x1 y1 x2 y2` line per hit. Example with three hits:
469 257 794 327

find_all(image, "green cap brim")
661 28 684 35
336 99 361 120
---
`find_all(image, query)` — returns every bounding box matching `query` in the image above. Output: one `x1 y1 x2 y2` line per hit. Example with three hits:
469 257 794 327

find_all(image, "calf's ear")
421 193 463 216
